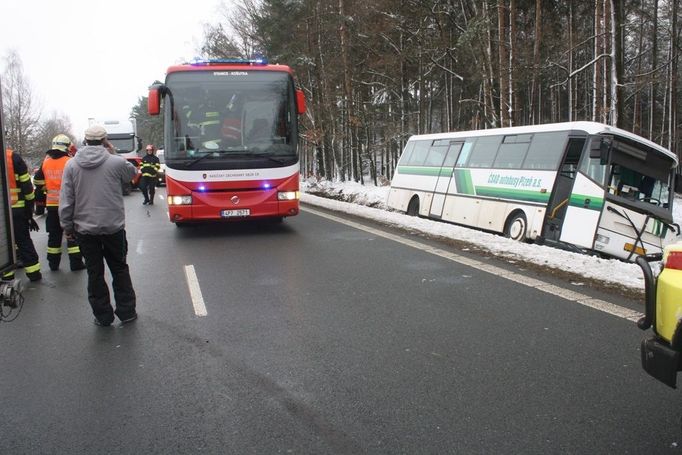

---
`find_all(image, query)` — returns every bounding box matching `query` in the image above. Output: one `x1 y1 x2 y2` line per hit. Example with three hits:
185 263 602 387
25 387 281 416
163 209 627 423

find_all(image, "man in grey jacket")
59 124 139 327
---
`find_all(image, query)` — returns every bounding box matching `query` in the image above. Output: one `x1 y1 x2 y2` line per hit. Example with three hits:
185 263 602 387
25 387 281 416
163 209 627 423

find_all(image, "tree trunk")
649 0 658 141
610 0 624 127
529 0 542 124
509 0 518 125
498 0 510 126
669 0 679 156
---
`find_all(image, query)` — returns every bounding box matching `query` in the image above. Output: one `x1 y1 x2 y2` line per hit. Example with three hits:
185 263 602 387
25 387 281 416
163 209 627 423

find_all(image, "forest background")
4 0 682 187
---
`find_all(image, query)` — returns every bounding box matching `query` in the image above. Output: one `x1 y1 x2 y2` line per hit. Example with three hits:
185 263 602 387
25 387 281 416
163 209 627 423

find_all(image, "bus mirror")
296 89 306 115
148 85 163 116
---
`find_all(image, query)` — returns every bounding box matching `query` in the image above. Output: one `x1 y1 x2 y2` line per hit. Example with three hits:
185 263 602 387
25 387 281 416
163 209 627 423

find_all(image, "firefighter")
140 144 160 205
196 98 223 149
191 92 242 149
3 147 41 281
33 135 86 271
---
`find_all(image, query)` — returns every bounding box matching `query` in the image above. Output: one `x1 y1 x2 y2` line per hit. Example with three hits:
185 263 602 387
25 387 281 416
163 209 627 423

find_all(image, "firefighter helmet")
51 134 72 153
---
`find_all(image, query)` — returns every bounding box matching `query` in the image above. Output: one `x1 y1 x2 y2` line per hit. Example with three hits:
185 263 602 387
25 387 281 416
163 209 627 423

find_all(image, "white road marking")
303 206 643 322
184 265 207 316
136 240 144 255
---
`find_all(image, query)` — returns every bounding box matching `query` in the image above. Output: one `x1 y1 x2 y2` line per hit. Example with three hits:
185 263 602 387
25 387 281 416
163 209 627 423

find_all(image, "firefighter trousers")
46 209 84 271
5 210 41 281
140 176 156 203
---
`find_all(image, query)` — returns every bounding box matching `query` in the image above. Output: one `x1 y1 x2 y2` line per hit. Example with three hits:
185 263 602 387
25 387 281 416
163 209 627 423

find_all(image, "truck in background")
88 117 142 194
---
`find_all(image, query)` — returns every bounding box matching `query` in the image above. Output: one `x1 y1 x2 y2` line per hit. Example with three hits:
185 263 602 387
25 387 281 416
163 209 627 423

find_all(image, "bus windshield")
606 161 672 208
164 70 298 169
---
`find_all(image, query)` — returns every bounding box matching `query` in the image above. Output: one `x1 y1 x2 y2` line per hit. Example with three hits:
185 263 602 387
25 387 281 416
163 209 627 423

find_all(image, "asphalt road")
0 187 680 454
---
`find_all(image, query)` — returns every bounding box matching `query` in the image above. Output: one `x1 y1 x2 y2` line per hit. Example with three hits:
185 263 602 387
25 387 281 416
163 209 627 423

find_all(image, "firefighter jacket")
140 154 160 178
34 149 70 208
5 148 35 214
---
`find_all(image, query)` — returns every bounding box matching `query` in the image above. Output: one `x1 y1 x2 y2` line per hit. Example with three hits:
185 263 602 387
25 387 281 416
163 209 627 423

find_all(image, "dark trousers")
140 176 156 203
77 229 136 323
10 211 40 280
46 209 83 270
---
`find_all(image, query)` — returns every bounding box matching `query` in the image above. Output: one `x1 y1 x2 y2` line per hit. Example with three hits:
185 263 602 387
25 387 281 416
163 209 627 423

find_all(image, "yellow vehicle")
639 241 682 387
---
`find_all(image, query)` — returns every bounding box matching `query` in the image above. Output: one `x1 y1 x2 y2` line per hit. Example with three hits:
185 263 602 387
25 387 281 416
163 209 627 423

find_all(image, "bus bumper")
641 337 680 388
167 191 299 223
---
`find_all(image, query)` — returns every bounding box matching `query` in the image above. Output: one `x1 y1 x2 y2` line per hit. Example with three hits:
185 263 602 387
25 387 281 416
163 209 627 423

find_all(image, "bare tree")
610 0 625 127
1 50 41 160
34 111 74 158
201 23 243 59
498 0 510 126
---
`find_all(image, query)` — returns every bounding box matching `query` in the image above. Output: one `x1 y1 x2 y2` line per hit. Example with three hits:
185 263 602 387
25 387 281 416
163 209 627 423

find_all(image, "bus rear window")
403 140 431 166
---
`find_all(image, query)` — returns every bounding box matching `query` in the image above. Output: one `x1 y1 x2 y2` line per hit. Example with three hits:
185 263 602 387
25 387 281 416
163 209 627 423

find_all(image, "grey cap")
84 124 107 140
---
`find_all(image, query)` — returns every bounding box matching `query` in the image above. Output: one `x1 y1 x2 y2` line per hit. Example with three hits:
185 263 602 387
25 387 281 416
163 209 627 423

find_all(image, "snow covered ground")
301 177 682 294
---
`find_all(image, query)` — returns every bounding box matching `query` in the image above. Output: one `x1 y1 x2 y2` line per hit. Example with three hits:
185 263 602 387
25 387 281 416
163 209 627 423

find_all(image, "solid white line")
184 264 207 316
303 206 643 322
136 240 144 255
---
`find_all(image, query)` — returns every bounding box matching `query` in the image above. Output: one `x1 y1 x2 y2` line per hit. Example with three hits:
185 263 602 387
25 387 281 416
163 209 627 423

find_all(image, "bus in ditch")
387 121 680 262
147 57 306 226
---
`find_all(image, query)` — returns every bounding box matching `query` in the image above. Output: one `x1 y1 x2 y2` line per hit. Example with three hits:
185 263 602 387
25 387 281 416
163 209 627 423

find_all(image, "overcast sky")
0 0 223 141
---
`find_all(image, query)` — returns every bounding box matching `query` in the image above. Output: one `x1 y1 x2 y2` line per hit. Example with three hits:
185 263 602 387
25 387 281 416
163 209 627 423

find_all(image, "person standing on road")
139 144 160 205
33 134 86 271
59 125 138 327
4 147 42 282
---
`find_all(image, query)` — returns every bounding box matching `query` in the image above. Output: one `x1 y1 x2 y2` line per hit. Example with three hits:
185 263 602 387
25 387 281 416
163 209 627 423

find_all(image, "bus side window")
405 140 431 166
493 135 531 169
424 142 449 167
522 132 567 170
467 136 501 168
455 141 473 167
398 142 415 165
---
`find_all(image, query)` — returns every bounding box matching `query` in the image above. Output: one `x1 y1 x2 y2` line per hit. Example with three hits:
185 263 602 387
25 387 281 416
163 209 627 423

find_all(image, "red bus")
147 57 306 225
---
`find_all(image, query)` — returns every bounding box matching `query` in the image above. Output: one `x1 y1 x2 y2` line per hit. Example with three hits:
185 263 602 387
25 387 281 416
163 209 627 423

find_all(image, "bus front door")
543 138 591 244
429 142 463 218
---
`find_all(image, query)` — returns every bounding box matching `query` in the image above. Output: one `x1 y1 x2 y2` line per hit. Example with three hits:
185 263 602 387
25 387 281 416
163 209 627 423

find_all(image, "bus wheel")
505 212 527 241
406 196 420 216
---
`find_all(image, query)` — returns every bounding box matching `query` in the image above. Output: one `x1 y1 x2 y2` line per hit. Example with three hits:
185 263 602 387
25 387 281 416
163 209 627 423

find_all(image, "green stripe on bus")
475 186 550 203
397 166 442 176
567 194 604 211
454 169 475 194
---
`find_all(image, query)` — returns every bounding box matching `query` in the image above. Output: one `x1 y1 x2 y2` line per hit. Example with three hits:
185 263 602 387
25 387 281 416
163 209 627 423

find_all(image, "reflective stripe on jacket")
5 148 34 209
140 155 160 178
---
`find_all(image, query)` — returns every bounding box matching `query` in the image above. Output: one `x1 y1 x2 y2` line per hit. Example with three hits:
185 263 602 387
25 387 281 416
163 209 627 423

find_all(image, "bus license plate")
221 209 250 218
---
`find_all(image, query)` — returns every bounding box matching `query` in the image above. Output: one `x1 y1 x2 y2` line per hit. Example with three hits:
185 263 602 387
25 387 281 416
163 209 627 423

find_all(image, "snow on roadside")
301 177 682 293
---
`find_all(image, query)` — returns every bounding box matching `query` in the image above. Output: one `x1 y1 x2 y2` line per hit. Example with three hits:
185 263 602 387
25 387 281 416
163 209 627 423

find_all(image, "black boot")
27 271 42 282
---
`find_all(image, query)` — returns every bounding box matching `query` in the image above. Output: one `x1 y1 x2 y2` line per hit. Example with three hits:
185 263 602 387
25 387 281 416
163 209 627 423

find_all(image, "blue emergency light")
188 56 268 66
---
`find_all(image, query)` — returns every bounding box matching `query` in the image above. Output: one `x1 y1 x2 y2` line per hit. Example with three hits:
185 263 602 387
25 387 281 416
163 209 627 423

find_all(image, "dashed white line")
303 206 643 322
184 264 207 316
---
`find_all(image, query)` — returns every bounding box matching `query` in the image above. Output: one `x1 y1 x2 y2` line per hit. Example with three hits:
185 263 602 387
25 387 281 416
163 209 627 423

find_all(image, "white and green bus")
387 121 680 262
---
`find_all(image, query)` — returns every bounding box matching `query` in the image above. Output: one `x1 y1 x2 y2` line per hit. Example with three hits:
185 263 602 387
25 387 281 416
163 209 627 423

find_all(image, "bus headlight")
595 234 610 244
277 191 300 201
168 195 192 205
